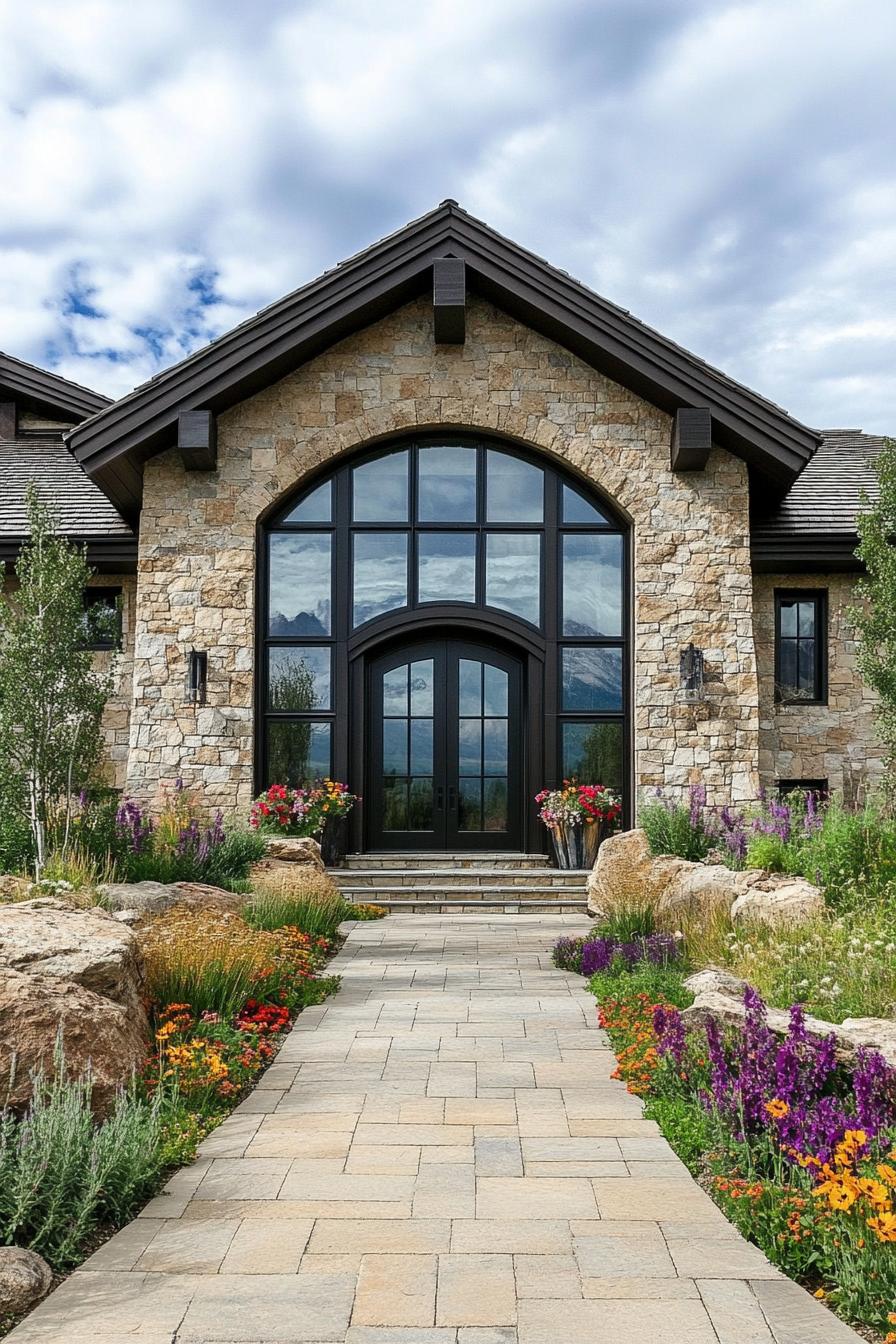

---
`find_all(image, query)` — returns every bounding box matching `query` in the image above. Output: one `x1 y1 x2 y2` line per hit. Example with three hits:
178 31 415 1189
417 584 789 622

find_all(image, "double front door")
367 638 523 850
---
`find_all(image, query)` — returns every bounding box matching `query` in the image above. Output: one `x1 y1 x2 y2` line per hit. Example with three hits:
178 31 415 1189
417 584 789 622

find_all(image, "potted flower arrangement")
249 779 360 865
534 780 622 869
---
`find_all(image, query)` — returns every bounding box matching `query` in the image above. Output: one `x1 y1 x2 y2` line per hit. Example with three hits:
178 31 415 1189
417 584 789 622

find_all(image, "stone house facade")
0 204 887 853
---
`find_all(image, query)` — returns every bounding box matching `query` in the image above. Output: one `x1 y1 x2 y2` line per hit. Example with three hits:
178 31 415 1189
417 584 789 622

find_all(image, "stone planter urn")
549 820 601 870
320 816 348 867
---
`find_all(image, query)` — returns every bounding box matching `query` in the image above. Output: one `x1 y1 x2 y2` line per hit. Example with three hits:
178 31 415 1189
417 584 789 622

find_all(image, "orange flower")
867 1212 896 1243
764 1099 789 1120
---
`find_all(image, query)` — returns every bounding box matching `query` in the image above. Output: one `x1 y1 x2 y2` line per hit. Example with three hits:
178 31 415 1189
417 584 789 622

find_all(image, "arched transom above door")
258 435 630 845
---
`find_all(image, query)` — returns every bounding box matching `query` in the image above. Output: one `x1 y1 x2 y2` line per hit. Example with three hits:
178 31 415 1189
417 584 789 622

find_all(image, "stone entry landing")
7 914 865 1343
331 853 591 913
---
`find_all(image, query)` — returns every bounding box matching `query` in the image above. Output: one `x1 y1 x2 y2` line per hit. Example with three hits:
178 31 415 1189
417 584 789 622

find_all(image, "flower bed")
556 928 896 1336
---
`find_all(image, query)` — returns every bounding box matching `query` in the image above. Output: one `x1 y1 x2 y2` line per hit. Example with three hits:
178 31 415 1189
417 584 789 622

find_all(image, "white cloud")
0 0 894 428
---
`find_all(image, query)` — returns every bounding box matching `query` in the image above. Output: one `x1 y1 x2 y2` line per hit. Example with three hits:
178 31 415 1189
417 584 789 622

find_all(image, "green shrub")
595 905 657 941
245 886 347 940
0 1056 165 1268
799 798 896 912
744 832 793 873
640 788 712 862
588 961 693 1009
644 1094 714 1175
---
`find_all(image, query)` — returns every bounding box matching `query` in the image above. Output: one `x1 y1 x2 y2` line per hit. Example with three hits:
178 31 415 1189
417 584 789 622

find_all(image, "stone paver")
6 913 868 1343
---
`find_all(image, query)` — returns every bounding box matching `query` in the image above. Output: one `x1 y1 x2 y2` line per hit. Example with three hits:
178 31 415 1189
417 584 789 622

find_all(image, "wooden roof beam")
177 409 217 471
671 406 712 472
433 257 465 344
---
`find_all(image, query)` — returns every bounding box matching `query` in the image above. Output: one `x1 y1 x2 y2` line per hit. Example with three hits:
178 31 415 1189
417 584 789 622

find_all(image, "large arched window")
259 435 628 819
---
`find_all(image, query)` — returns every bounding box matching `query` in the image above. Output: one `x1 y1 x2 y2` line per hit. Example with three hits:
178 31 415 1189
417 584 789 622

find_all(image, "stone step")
339 852 552 870
335 884 588 902
342 895 588 913
330 867 588 889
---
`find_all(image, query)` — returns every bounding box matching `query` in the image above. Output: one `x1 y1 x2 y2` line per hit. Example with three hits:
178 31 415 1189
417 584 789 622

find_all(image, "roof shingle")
0 440 133 539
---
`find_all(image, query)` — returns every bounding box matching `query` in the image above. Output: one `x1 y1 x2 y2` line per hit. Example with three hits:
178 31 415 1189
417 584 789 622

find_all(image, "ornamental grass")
244 866 348 940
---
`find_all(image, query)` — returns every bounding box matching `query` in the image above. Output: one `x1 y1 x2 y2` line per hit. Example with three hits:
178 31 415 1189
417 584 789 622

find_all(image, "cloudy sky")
1 0 894 431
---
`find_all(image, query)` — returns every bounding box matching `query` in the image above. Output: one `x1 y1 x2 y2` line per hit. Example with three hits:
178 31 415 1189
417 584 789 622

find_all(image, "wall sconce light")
679 643 705 703
186 649 208 705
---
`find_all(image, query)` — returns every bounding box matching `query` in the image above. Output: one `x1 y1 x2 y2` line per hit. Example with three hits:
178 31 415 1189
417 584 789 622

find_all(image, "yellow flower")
867 1211 896 1242
765 1099 789 1120
813 1289 826 1300
876 1163 896 1188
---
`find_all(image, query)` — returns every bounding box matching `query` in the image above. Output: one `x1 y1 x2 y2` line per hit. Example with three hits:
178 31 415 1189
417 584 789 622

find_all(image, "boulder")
0 967 149 1114
0 875 33 904
97 880 244 918
262 836 324 868
0 1247 52 1316
658 864 744 921
0 899 147 1024
837 1018 896 1067
731 875 824 925
586 829 690 918
683 967 749 998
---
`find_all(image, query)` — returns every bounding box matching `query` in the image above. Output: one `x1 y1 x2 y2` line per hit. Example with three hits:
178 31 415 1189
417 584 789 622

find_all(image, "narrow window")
774 591 827 703
82 587 123 651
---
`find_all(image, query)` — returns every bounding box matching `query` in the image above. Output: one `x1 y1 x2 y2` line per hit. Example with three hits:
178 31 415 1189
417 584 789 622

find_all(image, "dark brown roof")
751 429 890 571
0 350 111 421
0 440 134 539
68 200 822 518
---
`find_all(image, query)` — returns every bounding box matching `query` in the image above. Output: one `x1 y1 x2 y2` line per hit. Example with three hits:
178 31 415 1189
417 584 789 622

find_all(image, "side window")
777 778 829 799
82 587 123 651
774 591 827 704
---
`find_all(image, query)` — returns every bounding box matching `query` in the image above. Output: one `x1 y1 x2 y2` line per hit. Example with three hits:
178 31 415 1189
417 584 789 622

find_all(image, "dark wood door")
367 639 523 851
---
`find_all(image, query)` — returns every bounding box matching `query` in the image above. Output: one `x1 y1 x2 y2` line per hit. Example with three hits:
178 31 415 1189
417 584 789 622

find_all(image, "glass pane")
561 721 624 789
410 659 434 714
268 646 331 711
269 533 331 635
483 778 508 831
483 719 508 774
281 480 331 524
562 534 622 636
798 600 816 637
561 646 623 712
382 719 408 774
383 665 409 716
459 659 482 715
353 532 408 626
418 532 476 604
410 718 434 773
418 445 477 522
353 450 409 521
798 640 817 695
483 664 508 715
267 720 331 786
562 484 612 525
486 451 543 522
779 640 798 695
485 533 541 625
779 600 798 638
383 778 408 830
408 778 434 830
458 778 482 831
458 719 481 775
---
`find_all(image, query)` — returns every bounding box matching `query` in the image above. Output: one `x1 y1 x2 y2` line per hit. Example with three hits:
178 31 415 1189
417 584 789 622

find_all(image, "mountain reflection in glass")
353 532 408 626
381 658 435 832
562 533 622 636
485 534 540 624
418 445 477 521
561 646 623 712
418 533 476 604
268 533 331 635
268 647 331 711
353 450 409 521
457 658 509 833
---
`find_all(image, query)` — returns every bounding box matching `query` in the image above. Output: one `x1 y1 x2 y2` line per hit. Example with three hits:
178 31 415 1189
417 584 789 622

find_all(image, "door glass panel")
269 533 331 635
418 532 476 604
382 719 408 774
486 451 543 522
410 659 434 714
281 480 331 524
561 646 623 712
382 665 408 715
353 532 408 626
483 778 508 831
459 659 482 715
562 484 612 525
483 718 508 774
268 647 331 711
383 778 408 830
458 719 482 774
483 664 508 715
458 778 482 831
410 718 434 773
418 445 477 521
561 720 624 789
266 720 331 786
409 778 434 829
353 450 409 521
562 533 622 636
485 533 541 625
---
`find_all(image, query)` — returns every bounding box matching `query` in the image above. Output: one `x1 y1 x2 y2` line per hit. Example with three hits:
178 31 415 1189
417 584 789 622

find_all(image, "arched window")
259 435 628 841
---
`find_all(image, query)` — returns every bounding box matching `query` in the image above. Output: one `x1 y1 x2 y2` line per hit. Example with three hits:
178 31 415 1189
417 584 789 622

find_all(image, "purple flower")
654 1004 686 1066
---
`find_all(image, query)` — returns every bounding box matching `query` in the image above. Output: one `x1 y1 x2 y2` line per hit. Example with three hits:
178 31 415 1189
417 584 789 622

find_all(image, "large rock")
97 880 244 918
731 875 824 925
837 1018 896 1065
658 864 745 921
0 1247 52 1315
586 829 691 918
0 899 147 1023
262 836 324 868
0 967 149 1113
683 967 750 998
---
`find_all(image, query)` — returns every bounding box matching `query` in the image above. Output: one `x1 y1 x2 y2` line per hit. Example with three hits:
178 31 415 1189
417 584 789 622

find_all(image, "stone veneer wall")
1 572 135 790
754 572 883 801
128 294 761 815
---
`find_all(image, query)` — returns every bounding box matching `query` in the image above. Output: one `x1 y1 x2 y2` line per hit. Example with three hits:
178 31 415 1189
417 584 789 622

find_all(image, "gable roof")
66 201 822 519
751 428 890 571
0 350 111 422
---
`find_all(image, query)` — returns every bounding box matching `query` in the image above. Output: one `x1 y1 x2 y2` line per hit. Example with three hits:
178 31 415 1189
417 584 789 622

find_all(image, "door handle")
448 785 457 812
435 786 444 810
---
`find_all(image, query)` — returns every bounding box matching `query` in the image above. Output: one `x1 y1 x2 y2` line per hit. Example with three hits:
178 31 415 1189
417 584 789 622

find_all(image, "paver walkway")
9 913 865 1343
